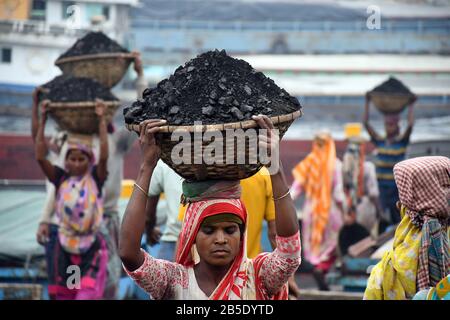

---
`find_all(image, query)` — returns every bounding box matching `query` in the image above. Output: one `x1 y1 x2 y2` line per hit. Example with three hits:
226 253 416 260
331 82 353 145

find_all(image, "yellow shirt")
178 167 276 258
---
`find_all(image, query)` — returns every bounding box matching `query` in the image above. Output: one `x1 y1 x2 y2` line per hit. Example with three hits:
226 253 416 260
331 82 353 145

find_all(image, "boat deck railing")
132 18 450 33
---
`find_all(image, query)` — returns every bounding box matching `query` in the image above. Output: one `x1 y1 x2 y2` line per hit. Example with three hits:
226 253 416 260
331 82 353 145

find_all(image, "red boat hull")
0 134 368 184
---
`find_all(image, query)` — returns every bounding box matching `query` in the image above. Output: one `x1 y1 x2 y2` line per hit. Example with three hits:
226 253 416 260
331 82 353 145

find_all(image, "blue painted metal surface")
131 19 450 34
325 257 380 292
130 19 450 55
0 267 49 300
340 276 370 292
342 257 379 274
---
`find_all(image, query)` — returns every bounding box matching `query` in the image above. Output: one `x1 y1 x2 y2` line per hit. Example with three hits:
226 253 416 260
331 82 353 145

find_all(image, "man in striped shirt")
363 94 416 231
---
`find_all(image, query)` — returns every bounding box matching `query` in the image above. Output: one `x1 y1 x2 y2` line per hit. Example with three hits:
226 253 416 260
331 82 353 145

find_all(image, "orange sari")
292 135 336 256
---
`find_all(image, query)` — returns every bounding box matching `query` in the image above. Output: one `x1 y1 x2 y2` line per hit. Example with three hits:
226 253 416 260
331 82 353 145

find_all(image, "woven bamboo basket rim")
126 109 302 134
47 100 121 108
368 91 415 98
55 52 135 66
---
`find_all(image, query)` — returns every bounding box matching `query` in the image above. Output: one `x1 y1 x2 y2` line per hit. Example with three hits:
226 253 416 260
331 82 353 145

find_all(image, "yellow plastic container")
120 179 135 199
344 123 362 139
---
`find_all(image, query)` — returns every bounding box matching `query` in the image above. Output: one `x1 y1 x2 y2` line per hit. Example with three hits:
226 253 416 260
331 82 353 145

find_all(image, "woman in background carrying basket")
363 93 416 231
34 99 109 299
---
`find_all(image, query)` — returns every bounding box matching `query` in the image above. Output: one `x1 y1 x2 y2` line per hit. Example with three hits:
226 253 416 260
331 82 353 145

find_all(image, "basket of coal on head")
42 75 121 135
54 31 134 88
124 50 302 181
368 77 416 115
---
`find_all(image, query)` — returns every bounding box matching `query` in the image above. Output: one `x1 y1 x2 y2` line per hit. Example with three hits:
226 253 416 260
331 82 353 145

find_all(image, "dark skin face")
65 149 90 176
384 119 400 138
195 221 241 268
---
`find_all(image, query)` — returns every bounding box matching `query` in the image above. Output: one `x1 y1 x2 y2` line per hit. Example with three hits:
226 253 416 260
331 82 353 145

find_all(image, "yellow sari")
364 206 450 300
364 206 420 300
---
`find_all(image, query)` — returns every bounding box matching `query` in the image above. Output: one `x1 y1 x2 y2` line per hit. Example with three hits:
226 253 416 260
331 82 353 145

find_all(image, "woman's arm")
252 115 301 296
119 119 166 271
31 86 50 142
95 99 108 182
31 87 41 143
402 98 416 140
132 51 147 98
35 100 57 182
257 233 301 296
145 195 162 246
270 162 299 237
267 220 277 250
253 115 299 237
124 249 186 299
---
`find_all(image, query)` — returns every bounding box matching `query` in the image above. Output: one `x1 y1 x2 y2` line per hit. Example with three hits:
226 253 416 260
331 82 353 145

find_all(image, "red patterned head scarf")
176 193 288 300
394 156 450 225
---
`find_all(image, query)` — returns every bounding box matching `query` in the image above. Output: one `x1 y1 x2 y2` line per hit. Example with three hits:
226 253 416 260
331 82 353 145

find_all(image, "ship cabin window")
86 4 110 23
102 6 110 20
1 48 12 63
30 0 46 21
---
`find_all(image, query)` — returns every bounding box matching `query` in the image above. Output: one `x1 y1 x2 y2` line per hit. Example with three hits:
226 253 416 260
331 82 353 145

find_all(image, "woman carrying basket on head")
119 115 301 300
34 99 109 299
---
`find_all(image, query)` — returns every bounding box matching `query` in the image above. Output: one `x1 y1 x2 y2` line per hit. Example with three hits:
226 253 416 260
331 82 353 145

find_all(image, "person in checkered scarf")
364 156 449 300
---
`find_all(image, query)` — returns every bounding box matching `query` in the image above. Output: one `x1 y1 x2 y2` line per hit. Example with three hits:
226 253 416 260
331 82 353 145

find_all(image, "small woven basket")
126 110 302 181
368 92 415 115
55 52 135 88
47 101 121 134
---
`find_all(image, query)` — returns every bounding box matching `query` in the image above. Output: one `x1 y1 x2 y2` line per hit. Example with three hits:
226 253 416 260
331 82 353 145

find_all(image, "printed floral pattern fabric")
364 208 421 300
258 233 302 297
124 232 301 300
53 166 104 254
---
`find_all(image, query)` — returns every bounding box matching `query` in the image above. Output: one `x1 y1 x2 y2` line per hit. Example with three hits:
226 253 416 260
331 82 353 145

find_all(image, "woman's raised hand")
252 114 280 174
253 114 279 149
139 119 167 167
132 51 143 76
40 99 50 123
32 86 46 106
95 98 106 118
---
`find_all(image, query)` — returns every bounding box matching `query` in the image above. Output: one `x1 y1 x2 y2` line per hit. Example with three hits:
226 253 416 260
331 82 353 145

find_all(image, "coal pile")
57 31 129 60
370 77 412 95
41 75 118 102
123 49 302 125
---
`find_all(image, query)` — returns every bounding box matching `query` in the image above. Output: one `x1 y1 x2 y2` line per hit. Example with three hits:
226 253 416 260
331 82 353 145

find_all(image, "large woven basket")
55 52 135 88
47 101 121 134
368 92 415 115
126 110 302 181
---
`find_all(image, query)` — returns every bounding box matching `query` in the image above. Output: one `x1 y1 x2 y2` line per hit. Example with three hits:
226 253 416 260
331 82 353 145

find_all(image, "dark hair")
65 148 91 160
238 224 245 239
